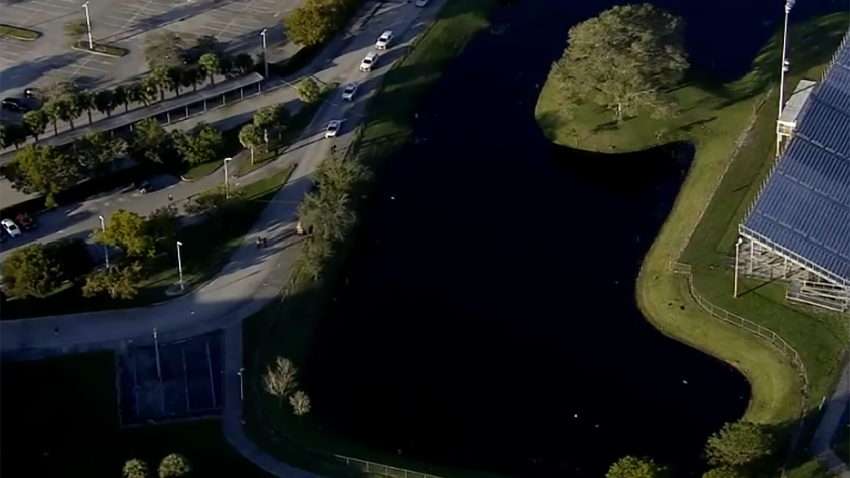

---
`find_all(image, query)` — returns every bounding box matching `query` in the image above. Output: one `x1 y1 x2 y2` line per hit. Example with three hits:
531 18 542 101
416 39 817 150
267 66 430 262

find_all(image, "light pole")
260 29 269 79
237 367 245 400
778 0 795 117
153 328 162 379
223 157 232 198
734 237 744 298
176 241 184 290
82 1 94 50
98 214 109 270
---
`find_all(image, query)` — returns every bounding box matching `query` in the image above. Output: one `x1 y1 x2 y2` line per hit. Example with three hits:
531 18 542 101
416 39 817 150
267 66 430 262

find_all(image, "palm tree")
239 123 262 165
166 67 183 97
23 110 50 141
232 52 255 76
75 90 96 124
94 89 116 117
180 66 202 92
198 52 221 86
50 94 81 130
0 123 28 150
127 82 154 107
149 66 170 102
114 85 131 112
42 101 60 135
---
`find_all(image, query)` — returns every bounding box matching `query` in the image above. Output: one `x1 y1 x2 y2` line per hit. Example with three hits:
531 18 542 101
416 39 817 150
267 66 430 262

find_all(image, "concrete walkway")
811 358 850 478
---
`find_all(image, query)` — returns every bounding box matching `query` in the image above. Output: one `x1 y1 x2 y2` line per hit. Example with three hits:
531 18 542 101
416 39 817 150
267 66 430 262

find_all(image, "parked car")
1 218 22 238
341 83 358 101
375 30 394 50
2 98 28 114
325 120 342 138
23 88 39 99
14 212 36 230
360 52 378 72
137 181 152 194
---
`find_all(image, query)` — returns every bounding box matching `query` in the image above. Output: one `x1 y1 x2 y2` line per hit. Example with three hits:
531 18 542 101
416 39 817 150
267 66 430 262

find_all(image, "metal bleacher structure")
738 29 850 312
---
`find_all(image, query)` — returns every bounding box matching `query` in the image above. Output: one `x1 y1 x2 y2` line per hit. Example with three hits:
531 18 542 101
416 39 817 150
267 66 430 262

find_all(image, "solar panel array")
742 32 850 284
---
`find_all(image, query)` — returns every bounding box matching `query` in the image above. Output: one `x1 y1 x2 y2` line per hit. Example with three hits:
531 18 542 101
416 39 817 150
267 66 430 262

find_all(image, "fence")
668 261 810 473
333 455 443 478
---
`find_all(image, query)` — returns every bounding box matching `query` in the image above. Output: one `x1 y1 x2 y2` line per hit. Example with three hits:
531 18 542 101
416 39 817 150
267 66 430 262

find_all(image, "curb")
70 44 128 58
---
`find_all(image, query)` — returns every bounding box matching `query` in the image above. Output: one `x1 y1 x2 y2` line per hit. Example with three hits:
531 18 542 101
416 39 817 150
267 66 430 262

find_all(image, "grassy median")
0 24 41 41
242 0 505 477
536 11 849 476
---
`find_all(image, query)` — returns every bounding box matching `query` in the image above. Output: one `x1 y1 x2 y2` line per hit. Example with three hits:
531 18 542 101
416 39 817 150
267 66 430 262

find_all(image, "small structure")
775 79 816 156
737 30 850 312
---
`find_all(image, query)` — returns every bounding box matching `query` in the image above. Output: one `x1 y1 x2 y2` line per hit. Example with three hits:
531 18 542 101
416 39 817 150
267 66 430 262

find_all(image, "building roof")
741 30 850 284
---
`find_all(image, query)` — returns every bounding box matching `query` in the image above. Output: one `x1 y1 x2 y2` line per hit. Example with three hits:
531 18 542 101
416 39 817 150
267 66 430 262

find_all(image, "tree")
701 466 746 478
184 186 236 215
198 53 222 85
149 66 171 102
1 123 28 149
705 421 775 467
64 19 87 45
180 67 203 93
48 238 94 282
94 89 117 117
231 52 254 76
292 235 332 280
130 118 174 165
289 390 312 419
166 67 183 96
158 453 191 478
314 151 369 192
253 104 289 142
94 209 157 258
263 356 298 405
147 205 179 248
144 31 185 69
114 84 131 112
175 122 223 165
0 244 62 298
123 458 150 478
82 262 144 299
75 131 127 174
42 101 60 135
23 109 50 141
606 456 668 478
127 81 155 107
36 75 74 102
50 93 82 129
284 0 342 47
297 190 355 243
5 144 80 206
548 4 688 121
238 123 263 165
74 90 96 124
297 77 322 104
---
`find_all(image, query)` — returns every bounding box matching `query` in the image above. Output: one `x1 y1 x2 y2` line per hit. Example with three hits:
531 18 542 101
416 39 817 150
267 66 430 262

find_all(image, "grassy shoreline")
536 11 849 475
242 0 505 477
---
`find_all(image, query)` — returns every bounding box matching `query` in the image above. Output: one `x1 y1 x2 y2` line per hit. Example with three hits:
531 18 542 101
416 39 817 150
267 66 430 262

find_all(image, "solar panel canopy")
741 33 850 284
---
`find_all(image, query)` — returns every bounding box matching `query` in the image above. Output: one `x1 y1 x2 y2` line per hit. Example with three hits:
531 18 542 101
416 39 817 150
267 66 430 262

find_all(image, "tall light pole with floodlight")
778 0 795 118
260 29 269 79
176 241 185 290
223 157 233 198
82 1 94 50
99 215 109 270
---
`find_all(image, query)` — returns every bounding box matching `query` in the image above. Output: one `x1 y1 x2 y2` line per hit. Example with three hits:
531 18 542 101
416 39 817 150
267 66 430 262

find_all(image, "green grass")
182 159 224 180
71 40 128 57
0 24 41 41
2 165 294 318
536 11 849 476
0 352 270 478
240 0 507 477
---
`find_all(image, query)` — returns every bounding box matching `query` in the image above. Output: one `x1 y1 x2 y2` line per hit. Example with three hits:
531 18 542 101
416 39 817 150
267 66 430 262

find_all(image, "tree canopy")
175 122 224 165
158 453 191 478
76 131 127 174
0 244 62 299
144 31 185 69
5 144 80 206
284 0 344 47
606 456 669 478
297 77 322 104
705 421 775 467
549 3 688 121
123 458 150 478
94 209 157 258
82 262 144 299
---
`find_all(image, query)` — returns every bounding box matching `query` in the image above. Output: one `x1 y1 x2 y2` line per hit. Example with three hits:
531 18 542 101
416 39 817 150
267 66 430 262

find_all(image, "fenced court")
118 331 224 426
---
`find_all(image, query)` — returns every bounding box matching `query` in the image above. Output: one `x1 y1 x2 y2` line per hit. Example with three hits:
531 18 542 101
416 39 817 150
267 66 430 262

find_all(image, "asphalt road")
0 0 439 354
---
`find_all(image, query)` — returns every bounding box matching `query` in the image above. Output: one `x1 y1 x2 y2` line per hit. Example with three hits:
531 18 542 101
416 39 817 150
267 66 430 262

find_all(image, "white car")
375 30 393 50
360 52 378 72
2 218 21 238
415 0 429 6
341 83 358 101
325 120 342 138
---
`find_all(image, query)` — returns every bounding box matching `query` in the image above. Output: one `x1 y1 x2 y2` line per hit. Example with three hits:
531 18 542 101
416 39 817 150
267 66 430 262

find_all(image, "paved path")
811 358 850 478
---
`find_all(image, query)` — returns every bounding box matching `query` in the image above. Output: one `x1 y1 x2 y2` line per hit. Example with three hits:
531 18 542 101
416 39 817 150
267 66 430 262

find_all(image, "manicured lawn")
536 11 849 476
183 159 224 180
0 24 41 41
241 1 507 478
0 353 270 478
2 165 294 319
72 40 129 57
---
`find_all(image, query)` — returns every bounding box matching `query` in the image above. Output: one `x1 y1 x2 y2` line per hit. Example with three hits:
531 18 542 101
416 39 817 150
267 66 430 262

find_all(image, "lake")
302 0 842 475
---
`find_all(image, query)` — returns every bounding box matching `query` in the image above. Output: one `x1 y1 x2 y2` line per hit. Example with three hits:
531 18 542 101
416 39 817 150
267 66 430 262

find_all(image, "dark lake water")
304 0 845 476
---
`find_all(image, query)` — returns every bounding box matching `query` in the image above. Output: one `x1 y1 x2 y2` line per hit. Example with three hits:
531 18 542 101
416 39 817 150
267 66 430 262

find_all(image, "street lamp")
223 157 233 198
260 29 269 79
176 241 184 290
237 367 245 401
153 328 162 379
82 1 94 50
734 237 744 298
778 0 795 117
98 214 109 270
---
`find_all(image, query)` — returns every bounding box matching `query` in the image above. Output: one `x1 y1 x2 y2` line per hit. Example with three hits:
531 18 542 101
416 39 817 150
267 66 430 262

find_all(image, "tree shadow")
0 52 85 92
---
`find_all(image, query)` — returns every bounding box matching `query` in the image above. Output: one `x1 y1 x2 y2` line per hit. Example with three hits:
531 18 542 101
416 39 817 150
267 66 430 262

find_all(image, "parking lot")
0 0 300 97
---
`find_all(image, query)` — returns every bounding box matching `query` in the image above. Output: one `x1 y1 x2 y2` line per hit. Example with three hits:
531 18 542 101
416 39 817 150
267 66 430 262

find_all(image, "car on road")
136 181 153 194
14 212 35 230
341 83 358 101
2 98 29 114
325 120 342 138
1 218 21 238
23 88 39 99
415 0 429 6
360 52 379 72
375 30 394 50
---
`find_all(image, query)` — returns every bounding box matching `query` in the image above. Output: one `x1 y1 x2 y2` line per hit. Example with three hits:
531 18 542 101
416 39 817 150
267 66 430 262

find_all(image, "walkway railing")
333 455 443 478
668 261 810 473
